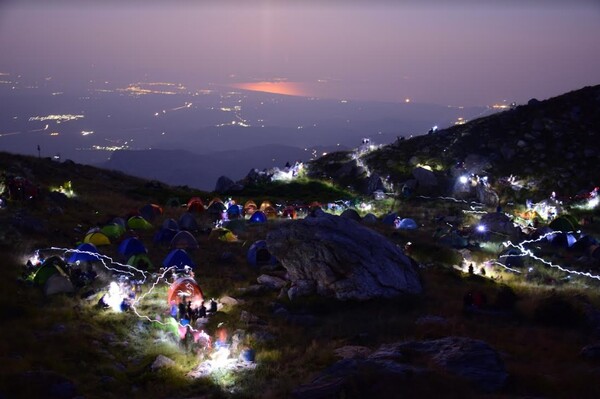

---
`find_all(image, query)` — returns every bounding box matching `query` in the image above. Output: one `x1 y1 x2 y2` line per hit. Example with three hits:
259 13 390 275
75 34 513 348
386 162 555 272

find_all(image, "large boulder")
266 212 422 300
412 167 438 188
214 175 236 193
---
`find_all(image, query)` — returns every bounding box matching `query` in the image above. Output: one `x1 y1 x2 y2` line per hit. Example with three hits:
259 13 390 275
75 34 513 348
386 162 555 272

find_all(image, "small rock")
257 274 287 290
219 295 240 306
333 345 372 359
240 310 265 325
151 355 175 371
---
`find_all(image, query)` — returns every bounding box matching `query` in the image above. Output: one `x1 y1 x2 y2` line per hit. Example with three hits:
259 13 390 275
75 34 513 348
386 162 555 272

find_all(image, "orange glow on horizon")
230 81 307 97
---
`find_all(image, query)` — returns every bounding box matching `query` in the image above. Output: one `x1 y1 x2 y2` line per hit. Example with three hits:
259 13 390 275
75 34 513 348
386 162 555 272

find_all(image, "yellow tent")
84 232 111 246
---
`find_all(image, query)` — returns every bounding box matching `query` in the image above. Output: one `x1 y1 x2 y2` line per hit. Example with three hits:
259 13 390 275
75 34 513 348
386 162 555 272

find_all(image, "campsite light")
459 175 469 184
476 224 486 233
103 281 125 312
588 196 599 209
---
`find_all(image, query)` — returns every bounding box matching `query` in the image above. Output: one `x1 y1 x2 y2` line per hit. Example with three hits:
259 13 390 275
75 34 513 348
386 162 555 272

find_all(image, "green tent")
127 253 153 269
101 223 125 239
33 256 68 286
127 216 153 230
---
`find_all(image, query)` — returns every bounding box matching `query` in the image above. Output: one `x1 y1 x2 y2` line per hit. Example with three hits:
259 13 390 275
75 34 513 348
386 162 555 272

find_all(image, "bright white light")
459 176 469 184
476 225 486 233
104 282 124 312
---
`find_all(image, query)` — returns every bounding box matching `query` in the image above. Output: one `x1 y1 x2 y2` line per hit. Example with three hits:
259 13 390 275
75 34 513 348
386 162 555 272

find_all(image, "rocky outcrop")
266 211 422 300
293 337 507 398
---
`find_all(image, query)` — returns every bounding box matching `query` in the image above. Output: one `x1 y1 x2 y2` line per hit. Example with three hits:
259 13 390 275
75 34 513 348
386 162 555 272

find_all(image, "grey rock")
240 310 265 325
333 345 372 359
151 355 175 371
267 213 421 300
394 336 508 392
412 167 437 187
288 280 317 301
257 274 287 290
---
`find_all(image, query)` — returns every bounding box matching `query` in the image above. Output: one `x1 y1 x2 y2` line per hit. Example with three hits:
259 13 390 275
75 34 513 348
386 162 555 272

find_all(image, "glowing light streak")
416 196 484 206
501 230 600 281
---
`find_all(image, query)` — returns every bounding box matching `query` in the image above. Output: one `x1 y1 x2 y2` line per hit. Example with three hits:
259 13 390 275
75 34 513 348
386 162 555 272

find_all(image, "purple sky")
1 0 599 106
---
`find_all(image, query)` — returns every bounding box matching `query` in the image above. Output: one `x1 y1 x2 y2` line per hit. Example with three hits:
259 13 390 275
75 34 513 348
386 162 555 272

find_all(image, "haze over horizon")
1 0 599 106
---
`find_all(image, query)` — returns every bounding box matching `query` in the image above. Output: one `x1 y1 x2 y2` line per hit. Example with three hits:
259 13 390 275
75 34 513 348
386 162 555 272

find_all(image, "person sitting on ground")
197 301 207 319
208 299 217 313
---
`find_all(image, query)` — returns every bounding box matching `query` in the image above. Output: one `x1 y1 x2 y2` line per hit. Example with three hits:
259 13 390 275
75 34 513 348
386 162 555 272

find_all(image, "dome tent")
247 240 277 267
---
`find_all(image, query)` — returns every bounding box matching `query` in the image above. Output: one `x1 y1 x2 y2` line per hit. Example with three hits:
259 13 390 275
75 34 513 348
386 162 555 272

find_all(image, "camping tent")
162 218 179 230
67 243 100 263
154 228 178 245
340 209 361 222
249 211 267 224
247 240 277 267
139 203 163 222
498 248 524 268
224 219 246 233
227 204 243 219
111 217 127 228
170 230 199 250
84 232 111 246
382 213 398 226
165 197 181 208
397 218 418 230
244 200 257 215
118 237 148 257
362 213 378 224
549 216 578 233
44 273 74 296
162 249 196 269
33 256 69 286
259 201 273 211
167 277 203 305
262 206 278 219
101 223 125 239
208 227 238 242
282 206 297 219
187 197 205 213
127 253 153 269
179 213 198 231
127 216 153 230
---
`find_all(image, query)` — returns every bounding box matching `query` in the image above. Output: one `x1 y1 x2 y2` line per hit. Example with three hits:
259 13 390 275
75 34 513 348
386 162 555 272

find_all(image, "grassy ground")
2 152 600 398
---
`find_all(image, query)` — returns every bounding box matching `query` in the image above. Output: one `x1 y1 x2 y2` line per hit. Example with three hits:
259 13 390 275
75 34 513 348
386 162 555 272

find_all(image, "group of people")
170 296 217 325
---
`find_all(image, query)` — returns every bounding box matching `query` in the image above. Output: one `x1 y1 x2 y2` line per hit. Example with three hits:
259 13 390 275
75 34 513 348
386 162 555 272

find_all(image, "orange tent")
167 277 204 305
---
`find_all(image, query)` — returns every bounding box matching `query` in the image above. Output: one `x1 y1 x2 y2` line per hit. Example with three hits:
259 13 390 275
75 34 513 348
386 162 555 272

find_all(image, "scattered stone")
257 274 287 290
240 310 265 325
412 166 438 188
219 295 240 307
150 355 175 371
333 345 372 359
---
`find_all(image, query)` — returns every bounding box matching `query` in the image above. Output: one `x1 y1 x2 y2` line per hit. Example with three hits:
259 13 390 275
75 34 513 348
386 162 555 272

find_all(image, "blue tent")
247 240 277 267
162 218 179 230
154 228 178 245
397 218 418 230
179 212 198 231
162 249 196 269
170 230 199 250
67 243 100 263
382 213 398 226
227 204 243 219
249 211 267 224
118 237 147 257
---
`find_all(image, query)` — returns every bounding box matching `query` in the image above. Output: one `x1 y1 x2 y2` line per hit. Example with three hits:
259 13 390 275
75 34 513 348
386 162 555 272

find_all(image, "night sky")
1 0 599 105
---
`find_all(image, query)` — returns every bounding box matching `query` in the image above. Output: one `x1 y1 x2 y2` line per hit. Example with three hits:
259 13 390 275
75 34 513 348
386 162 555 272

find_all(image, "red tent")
167 277 204 305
